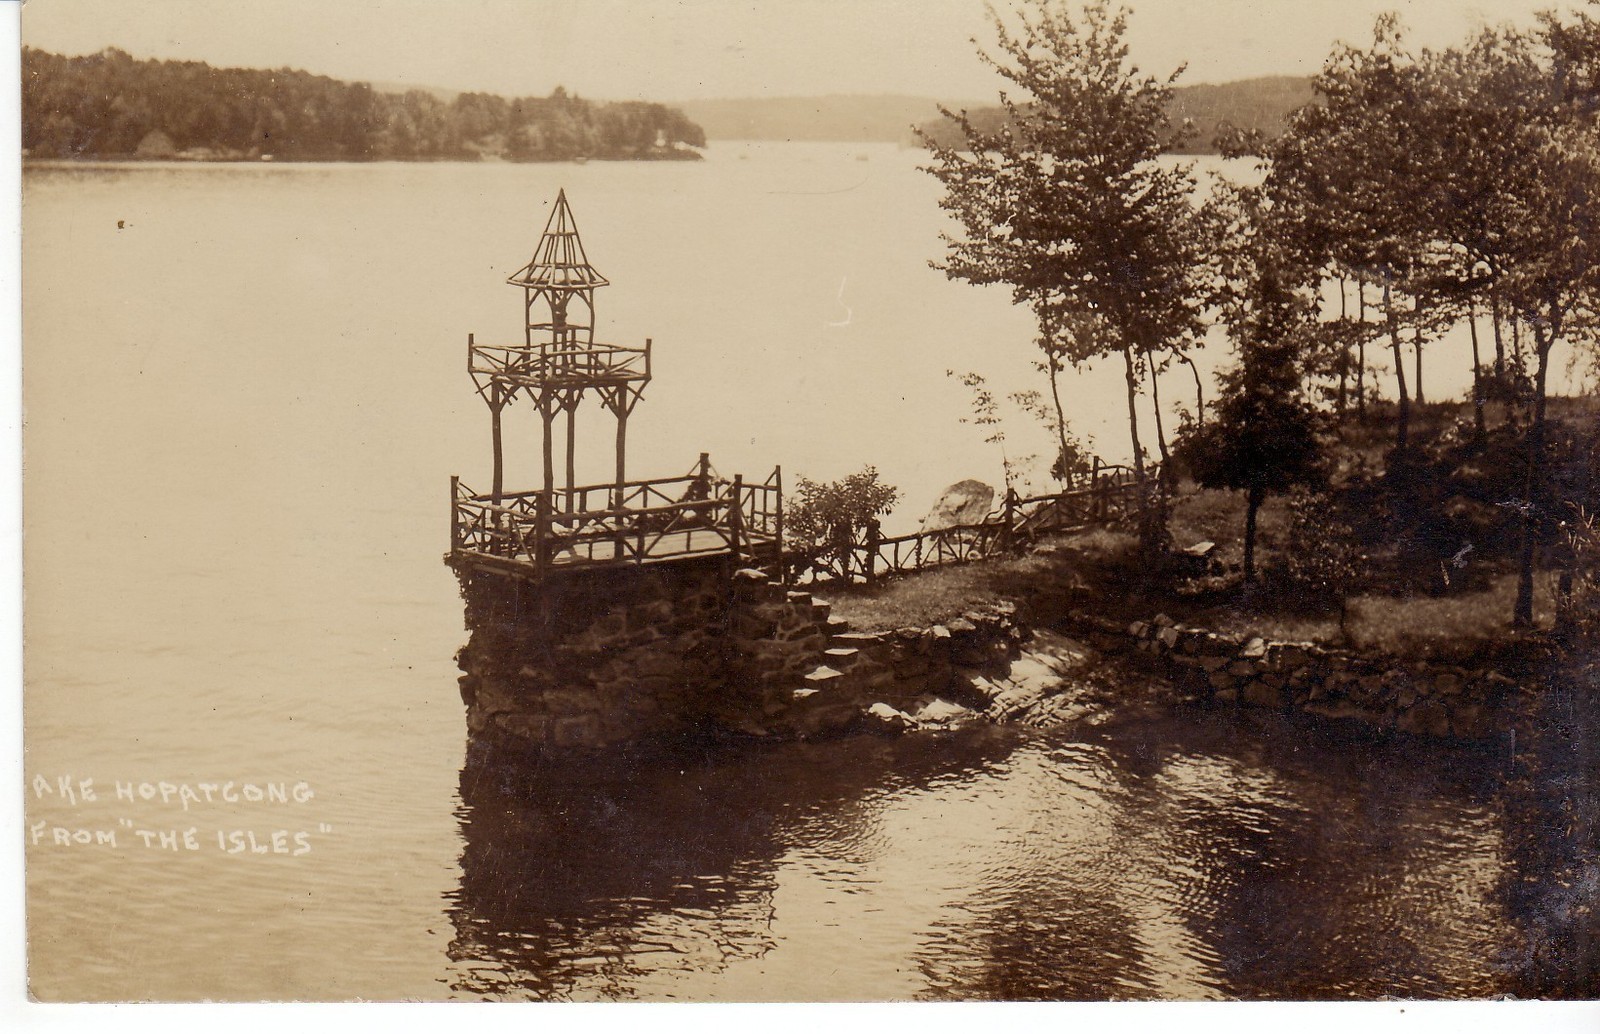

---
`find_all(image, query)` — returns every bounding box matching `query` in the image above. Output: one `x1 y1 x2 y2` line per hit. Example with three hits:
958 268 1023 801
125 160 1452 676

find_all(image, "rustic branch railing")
776 464 1154 587
468 339 651 389
449 457 781 579
450 454 1150 587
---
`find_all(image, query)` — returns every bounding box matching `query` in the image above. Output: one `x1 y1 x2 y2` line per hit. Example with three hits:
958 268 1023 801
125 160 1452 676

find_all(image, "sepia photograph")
15 0 1600 1012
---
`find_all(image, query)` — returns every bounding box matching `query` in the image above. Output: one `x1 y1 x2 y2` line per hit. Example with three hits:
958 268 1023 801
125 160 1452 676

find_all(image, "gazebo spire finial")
507 188 609 291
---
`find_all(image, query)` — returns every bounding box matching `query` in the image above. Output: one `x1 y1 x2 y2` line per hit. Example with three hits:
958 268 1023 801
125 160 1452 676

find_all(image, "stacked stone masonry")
1060 610 1523 740
453 555 1518 752
453 560 1029 752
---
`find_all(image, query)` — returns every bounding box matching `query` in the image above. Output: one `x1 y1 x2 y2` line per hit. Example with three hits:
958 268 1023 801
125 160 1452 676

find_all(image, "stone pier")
452 560 1045 753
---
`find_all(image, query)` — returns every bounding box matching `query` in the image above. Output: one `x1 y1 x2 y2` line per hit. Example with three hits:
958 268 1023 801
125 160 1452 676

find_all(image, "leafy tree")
1176 193 1327 583
1418 14 1600 625
785 467 900 575
1258 17 1439 452
948 370 1038 491
920 0 1212 477
1011 376 1096 483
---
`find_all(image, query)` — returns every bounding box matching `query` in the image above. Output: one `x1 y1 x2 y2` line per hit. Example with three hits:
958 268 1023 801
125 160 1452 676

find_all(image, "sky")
18 0 1590 101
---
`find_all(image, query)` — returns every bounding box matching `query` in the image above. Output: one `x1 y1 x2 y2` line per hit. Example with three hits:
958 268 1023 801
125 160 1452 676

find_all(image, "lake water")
23 144 1520 1001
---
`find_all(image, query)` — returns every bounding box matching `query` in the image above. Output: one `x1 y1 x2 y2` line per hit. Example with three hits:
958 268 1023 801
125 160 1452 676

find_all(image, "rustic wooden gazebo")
449 190 782 582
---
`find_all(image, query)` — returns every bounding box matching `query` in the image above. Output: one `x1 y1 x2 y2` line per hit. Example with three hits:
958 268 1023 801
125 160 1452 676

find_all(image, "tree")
948 369 1039 491
1176 193 1327 583
785 467 900 577
920 0 1211 478
1259 17 1441 452
1425 14 1600 625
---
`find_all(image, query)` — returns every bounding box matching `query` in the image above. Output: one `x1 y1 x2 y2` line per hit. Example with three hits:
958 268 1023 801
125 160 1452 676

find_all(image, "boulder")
861 702 915 734
922 480 996 531
914 698 973 725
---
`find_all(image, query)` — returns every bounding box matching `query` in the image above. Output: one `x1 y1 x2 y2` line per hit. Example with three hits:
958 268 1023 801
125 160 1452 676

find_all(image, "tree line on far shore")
915 73 1316 154
21 46 707 162
921 0 1600 630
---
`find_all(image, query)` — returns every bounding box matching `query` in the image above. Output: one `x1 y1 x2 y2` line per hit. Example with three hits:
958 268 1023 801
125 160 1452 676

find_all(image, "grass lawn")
828 522 1556 661
827 395 1581 661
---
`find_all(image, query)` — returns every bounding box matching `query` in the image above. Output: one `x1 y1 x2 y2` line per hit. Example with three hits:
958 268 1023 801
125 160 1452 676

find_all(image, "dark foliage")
22 47 706 161
916 74 1318 154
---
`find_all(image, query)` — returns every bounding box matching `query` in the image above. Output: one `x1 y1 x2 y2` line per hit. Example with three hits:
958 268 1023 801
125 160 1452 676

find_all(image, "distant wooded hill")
676 76 1316 152
674 94 976 144
916 75 1318 153
22 47 707 162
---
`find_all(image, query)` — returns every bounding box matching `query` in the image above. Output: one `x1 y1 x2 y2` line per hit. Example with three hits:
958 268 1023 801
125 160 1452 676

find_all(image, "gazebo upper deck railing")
468 336 651 394
449 456 782 580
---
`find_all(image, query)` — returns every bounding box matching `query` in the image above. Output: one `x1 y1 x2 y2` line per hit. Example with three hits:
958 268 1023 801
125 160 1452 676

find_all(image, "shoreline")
21 148 705 167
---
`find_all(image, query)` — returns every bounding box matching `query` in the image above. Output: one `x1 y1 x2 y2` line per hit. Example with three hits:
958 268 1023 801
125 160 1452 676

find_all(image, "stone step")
823 647 861 668
803 665 844 687
786 590 814 607
811 599 832 621
825 616 851 635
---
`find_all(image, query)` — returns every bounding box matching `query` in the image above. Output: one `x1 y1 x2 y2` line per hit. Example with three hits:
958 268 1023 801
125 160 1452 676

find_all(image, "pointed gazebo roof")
506 189 610 292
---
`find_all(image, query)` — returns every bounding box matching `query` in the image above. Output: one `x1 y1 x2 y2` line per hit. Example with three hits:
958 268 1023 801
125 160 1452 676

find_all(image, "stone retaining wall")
453 562 1031 752
1061 610 1523 740
457 561 1520 751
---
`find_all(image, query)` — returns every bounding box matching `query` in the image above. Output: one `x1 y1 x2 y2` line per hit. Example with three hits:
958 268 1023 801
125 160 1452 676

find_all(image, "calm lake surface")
24 144 1518 1000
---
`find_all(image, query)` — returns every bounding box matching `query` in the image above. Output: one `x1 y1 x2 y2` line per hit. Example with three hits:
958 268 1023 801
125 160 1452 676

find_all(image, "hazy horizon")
19 38 1320 105
22 0 1581 102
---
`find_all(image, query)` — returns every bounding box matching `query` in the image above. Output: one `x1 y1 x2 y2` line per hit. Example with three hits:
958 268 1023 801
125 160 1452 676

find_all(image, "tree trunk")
1143 345 1171 483
1046 352 1072 484
1357 278 1367 423
1491 288 1505 379
1469 301 1486 444
1122 345 1145 476
1493 290 1514 429
1511 314 1526 422
1175 349 1204 428
1514 325 1555 627
1337 274 1348 421
1412 294 1425 407
1383 273 1410 451
1244 484 1264 584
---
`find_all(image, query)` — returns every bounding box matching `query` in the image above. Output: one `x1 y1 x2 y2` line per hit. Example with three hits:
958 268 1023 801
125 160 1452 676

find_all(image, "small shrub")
1281 488 1361 635
785 466 899 568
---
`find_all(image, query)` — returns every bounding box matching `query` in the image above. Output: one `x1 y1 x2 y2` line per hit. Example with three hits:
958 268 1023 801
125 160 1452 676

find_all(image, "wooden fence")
775 463 1153 587
450 456 782 580
449 451 1153 589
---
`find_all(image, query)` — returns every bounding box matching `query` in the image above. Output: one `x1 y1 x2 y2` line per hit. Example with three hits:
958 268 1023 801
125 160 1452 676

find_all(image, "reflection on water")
22 152 1519 1000
446 712 1510 1001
